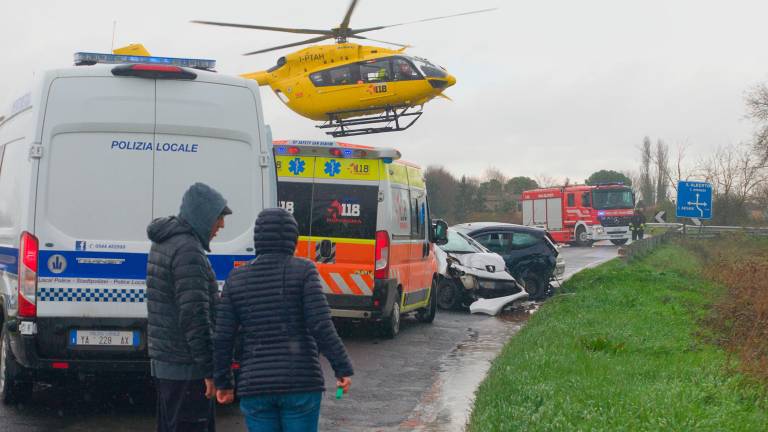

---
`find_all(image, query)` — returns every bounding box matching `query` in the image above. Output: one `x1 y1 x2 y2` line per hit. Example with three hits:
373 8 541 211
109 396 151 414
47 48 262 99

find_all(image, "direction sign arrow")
690 218 701 226
654 210 666 223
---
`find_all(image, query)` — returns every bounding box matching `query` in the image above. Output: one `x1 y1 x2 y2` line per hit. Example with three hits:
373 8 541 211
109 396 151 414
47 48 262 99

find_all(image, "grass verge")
468 243 768 431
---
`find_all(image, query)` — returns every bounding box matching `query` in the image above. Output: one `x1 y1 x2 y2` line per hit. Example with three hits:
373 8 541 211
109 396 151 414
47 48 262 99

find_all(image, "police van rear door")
35 75 155 324
152 79 262 280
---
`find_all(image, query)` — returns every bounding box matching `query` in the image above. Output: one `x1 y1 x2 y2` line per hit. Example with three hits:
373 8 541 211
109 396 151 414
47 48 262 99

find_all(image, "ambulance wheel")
610 239 628 246
416 279 438 324
521 273 547 301
573 227 592 247
1 325 33 405
380 299 401 339
436 279 462 311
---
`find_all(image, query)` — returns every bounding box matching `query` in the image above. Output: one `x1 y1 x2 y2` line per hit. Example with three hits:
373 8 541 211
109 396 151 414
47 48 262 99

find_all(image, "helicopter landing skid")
317 105 423 137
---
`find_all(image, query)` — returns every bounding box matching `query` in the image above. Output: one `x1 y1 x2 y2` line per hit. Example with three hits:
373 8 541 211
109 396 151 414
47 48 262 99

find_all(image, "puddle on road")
401 302 538 432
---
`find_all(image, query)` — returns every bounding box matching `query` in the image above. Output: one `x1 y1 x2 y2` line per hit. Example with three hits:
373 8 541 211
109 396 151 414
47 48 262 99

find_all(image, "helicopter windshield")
392 57 421 81
410 57 447 78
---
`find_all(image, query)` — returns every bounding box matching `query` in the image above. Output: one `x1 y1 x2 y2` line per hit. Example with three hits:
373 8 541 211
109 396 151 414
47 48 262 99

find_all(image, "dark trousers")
156 378 215 432
631 229 644 241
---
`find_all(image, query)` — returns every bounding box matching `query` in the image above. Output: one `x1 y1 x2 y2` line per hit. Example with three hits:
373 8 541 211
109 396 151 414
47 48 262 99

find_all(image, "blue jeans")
239 392 323 432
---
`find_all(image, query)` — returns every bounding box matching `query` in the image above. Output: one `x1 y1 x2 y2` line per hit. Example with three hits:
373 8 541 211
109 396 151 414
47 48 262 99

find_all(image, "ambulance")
0 52 275 403
273 140 447 338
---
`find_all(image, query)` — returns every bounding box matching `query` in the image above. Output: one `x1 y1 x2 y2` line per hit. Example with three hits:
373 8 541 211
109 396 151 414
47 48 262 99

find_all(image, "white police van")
0 52 275 403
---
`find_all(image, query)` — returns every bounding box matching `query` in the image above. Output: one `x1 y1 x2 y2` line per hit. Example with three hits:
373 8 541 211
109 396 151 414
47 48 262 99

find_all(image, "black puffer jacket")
214 208 354 395
146 216 219 379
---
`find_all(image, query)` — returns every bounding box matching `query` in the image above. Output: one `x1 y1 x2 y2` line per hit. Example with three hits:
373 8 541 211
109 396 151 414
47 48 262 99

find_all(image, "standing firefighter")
630 209 646 241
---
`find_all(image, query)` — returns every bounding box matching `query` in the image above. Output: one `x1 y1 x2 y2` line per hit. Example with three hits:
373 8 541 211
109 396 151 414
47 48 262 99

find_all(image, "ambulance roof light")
74 52 216 70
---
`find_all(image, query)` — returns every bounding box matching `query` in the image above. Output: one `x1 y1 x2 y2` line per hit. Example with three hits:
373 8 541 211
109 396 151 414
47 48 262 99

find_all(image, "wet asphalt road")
0 243 619 432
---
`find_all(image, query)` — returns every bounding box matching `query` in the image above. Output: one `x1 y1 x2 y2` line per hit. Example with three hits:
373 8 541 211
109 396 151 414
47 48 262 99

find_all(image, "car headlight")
594 226 604 234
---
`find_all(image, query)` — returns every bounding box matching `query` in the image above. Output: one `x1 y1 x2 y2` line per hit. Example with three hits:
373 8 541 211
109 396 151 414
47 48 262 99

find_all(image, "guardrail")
618 229 680 261
619 223 768 261
646 223 768 238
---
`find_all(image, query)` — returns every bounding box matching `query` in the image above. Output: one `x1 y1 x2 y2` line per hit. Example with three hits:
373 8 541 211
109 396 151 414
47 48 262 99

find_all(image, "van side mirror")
430 219 449 245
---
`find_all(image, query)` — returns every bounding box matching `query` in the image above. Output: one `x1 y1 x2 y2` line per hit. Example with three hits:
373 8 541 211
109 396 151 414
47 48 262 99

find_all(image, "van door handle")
422 242 429 257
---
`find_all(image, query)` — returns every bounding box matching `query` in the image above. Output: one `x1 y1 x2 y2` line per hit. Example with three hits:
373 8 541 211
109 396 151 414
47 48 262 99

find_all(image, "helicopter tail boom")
240 71 270 86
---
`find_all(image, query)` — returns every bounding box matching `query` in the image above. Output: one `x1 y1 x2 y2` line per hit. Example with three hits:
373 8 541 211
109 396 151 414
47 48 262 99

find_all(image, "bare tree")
639 136 655 205
483 166 507 184
746 83 768 164
535 174 559 188
655 140 670 203
698 144 768 224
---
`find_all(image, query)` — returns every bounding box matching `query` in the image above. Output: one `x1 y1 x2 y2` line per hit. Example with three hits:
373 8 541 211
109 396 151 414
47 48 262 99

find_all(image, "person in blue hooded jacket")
213 208 353 432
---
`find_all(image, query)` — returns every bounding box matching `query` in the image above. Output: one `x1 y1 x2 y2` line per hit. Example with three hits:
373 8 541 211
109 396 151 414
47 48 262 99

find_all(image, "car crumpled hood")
437 249 516 282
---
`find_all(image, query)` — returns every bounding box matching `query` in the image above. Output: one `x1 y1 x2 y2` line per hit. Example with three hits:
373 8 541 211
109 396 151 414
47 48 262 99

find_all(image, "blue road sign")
676 181 712 219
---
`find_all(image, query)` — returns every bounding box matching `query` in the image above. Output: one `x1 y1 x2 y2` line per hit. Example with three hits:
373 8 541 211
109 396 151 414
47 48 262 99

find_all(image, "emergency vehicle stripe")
350 274 373 295
330 273 354 295
319 275 334 294
301 236 374 245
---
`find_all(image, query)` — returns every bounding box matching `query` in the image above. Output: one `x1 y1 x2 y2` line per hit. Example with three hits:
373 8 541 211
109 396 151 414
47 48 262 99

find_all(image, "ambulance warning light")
74 52 216 70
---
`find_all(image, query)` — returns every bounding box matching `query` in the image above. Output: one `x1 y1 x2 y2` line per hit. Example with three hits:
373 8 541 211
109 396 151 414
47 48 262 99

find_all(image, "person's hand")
336 376 352 394
217 389 235 405
204 378 215 400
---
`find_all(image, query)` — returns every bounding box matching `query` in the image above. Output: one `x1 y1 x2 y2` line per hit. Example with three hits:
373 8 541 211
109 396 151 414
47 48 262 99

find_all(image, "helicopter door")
275 154 316 259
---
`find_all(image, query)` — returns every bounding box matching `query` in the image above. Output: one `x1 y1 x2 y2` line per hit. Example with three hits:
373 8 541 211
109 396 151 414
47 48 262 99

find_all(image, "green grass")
468 244 768 431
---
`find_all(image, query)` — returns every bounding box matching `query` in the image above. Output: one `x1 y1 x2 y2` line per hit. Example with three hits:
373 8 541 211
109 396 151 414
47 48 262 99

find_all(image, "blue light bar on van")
74 52 216 70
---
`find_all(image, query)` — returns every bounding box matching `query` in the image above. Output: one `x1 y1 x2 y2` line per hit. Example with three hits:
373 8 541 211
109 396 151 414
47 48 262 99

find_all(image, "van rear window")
311 183 378 239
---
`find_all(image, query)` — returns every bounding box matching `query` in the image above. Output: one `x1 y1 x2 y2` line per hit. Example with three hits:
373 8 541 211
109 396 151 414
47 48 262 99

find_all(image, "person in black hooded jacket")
146 182 231 432
213 208 353 432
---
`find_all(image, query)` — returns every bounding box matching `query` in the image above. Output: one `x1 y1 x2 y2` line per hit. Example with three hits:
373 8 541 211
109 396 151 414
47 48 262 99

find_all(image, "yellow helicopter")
193 1 494 137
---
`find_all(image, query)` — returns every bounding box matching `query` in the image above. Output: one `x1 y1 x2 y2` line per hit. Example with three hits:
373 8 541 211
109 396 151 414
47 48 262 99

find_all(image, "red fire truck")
521 183 635 246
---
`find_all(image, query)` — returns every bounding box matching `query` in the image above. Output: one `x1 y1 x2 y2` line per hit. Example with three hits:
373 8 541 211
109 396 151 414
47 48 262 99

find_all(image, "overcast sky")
2 0 767 182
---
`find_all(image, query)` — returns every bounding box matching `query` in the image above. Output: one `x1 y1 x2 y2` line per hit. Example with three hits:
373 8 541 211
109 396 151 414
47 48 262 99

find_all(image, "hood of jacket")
147 216 197 245
178 182 229 251
253 208 298 255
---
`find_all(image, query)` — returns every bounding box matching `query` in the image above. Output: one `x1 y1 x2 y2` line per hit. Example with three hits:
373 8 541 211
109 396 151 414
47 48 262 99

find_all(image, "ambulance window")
410 195 426 239
311 183 378 239
581 192 591 207
0 142 22 229
360 59 391 83
277 182 312 236
567 193 575 207
392 187 411 237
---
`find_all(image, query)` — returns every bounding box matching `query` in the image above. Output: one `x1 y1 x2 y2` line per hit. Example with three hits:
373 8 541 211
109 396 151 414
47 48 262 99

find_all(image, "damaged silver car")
435 228 527 310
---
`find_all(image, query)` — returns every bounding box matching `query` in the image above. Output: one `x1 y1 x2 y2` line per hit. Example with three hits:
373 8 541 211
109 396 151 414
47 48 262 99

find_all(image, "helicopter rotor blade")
243 35 335 56
351 8 497 34
339 0 359 31
348 35 410 48
191 20 332 36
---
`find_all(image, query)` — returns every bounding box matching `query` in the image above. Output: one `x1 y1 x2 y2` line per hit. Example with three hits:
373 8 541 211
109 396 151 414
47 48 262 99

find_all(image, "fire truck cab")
521 183 635 246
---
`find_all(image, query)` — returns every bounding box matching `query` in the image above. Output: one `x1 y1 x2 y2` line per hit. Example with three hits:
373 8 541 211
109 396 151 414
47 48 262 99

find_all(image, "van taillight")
18 231 38 318
111 64 197 80
374 230 390 280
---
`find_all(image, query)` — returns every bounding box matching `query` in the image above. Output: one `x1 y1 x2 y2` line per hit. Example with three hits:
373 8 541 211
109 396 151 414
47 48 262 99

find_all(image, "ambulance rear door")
275 152 315 259
309 157 380 300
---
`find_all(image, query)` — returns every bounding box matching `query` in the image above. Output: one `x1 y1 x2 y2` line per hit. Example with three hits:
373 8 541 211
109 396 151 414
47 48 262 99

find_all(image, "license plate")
69 330 139 347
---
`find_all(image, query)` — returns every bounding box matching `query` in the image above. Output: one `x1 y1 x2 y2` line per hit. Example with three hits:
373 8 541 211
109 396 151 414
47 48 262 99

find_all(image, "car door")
471 231 517 273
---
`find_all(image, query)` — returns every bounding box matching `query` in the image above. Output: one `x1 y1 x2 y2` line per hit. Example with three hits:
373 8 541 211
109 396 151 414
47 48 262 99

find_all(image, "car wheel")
610 239 628 246
416 279 438 324
436 279 463 311
379 298 401 339
1 325 32 405
573 226 591 247
521 273 547 301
